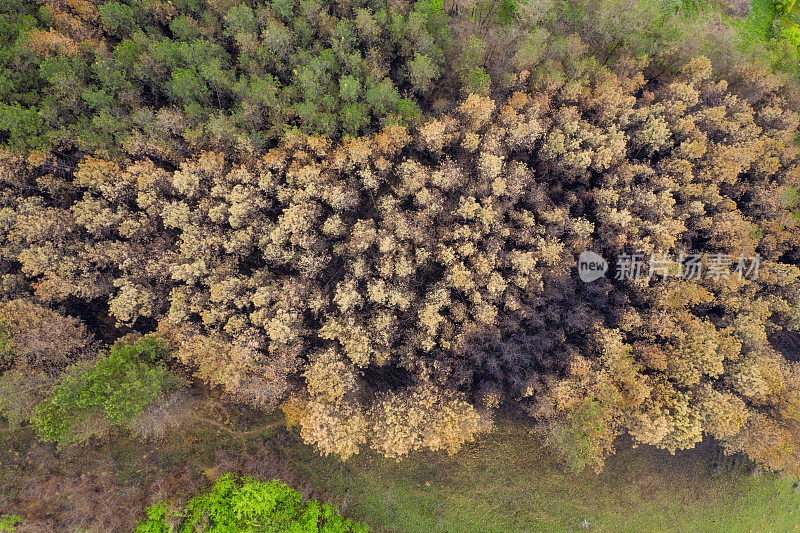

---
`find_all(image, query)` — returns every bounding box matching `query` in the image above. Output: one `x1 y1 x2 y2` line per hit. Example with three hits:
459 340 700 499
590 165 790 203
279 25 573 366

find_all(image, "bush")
31 336 181 445
0 515 20 533
135 474 368 532
545 398 615 473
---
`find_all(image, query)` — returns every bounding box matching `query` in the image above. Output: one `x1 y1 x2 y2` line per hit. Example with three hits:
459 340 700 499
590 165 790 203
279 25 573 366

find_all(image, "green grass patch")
286 430 800 532
4 411 800 532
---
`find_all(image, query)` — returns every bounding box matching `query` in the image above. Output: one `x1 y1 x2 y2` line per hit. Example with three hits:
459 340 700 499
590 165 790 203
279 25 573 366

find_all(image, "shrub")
0 515 21 532
135 474 368 532
31 336 182 445
545 398 615 473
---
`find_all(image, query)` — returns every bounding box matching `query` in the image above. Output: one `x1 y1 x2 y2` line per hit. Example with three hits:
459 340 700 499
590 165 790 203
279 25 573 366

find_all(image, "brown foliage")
2 55 800 469
0 299 94 373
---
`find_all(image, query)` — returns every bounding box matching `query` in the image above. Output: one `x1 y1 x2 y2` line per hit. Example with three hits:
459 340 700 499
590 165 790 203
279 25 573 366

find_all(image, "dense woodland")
1 0 800 529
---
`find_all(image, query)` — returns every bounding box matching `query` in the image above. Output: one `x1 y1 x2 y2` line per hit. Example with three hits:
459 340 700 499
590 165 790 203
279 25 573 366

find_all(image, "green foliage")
99 2 139 36
0 7 43 104
0 366 48 427
272 0 295 20
224 4 257 36
31 336 179 445
170 67 211 106
784 24 800 45
784 186 800 225
0 515 20 533
547 399 611 473
135 474 368 533
0 316 12 362
777 0 800 48
0 103 49 152
397 97 422 120
495 0 520 25
463 67 492 95
0 0 455 155
339 75 362 102
458 36 491 94
459 35 486 69
408 52 440 94
169 15 200 41
748 224 765 241
340 102 370 135
365 78 401 115
0 0 796 160
776 0 798 14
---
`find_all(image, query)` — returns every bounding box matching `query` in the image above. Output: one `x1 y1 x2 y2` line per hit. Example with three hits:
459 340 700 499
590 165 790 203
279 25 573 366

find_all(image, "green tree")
224 3 257 37
136 474 368 533
365 78 400 115
31 336 181 445
0 104 49 152
458 36 491 95
169 15 201 41
408 52 440 94
99 2 138 36
271 0 295 19
170 67 211 107
339 75 362 102
546 398 615 473
340 102 370 135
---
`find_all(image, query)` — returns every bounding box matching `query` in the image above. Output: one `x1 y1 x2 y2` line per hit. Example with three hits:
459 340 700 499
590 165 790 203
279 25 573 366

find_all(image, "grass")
284 427 800 532
3 405 800 532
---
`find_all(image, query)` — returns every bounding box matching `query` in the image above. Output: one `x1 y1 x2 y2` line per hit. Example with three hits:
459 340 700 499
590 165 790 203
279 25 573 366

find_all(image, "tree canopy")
1 44 799 471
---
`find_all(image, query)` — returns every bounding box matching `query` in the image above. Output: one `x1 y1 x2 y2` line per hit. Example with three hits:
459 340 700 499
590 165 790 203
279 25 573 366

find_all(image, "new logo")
578 251 608 282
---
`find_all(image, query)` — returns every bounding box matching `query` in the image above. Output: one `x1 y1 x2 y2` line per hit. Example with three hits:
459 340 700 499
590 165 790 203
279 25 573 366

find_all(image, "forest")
0 0 799 530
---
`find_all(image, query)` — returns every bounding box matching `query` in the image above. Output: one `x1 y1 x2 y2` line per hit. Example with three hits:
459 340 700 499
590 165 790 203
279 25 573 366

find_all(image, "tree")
340 102 370 135
0 104 49 152
546 397 615 473
408 52 440 94
0 300 96 427
0 299 93 370
98 2 139 36
369 381 484 458
339 75 362 102
135 474 368 533
170 67 211 107
2 47 800 473
31 336 183 445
